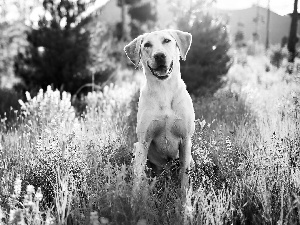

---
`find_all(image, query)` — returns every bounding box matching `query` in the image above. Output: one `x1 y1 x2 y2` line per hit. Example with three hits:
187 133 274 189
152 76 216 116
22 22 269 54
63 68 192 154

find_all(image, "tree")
235 30 245 48
0 0 40 23
265 0 271 50
281 36 288 48
14 0 96 95
128 1 157 38
0 0 40 88
115 0 157 40
288 0 299 64
115 0 140 41
171 0 231 95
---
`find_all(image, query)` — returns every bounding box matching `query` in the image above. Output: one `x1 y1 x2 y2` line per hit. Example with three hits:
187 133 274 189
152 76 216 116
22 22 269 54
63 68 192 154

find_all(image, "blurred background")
0 0 299 116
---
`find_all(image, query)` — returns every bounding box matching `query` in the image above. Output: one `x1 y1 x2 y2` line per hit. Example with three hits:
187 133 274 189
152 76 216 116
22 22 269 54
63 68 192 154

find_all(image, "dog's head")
124 30 192 80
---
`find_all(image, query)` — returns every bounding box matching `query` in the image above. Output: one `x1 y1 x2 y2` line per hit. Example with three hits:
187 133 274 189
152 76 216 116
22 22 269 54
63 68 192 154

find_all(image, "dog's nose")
154 53 166 65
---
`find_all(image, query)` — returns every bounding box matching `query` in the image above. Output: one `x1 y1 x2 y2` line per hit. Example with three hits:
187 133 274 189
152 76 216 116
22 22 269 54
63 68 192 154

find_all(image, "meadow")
0 49 300 225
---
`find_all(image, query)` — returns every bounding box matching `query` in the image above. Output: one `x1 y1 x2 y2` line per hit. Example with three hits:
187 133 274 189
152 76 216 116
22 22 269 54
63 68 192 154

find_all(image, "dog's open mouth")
147 61 173 80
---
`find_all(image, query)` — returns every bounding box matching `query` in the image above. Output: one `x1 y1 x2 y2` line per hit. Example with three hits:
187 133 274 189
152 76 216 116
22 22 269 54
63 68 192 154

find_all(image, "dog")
124 29 195 196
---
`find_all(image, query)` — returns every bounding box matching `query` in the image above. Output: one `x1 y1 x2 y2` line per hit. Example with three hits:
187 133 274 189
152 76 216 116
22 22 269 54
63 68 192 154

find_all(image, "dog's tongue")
148 62 172 79
156 66 167 74
155 71 168 78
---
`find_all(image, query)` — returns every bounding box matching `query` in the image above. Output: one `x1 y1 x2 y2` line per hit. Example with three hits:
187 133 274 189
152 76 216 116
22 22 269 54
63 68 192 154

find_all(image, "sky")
1 0 295 23
88 0 296 17
91 0 295 17
92 0 295 17
215 0 294 16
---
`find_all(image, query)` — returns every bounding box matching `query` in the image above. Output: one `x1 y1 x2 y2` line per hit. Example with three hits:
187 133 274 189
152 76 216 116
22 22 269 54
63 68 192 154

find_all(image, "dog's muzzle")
147 61 174 80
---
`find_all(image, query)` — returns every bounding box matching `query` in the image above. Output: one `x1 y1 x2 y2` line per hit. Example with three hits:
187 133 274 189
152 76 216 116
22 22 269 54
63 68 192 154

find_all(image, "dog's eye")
144 42 152 48
163 39 171 44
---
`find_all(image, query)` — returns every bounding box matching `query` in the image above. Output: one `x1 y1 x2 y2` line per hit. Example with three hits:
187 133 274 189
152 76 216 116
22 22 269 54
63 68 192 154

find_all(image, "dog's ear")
168 30 192 61
124 35 144 68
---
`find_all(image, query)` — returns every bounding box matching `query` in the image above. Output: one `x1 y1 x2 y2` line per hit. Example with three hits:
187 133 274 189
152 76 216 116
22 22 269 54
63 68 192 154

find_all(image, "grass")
0 53 300 225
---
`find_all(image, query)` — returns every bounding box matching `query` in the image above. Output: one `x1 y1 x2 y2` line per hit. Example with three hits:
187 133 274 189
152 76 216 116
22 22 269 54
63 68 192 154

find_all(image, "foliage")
0 21 29 88
235 30 244 43
83 81 139 162
13 0 97 95
128 2 156 23
128 2 157 38
115 0 157 40
287 0 299 63
234 30 246 48
171 0 231 95
117 0 140 6
179 12 231 95
18 85 76 125
281 36 288 48
269 45 288 68
0 88 22 125
84 17 118 82
1 53 300 224
3 175 54 225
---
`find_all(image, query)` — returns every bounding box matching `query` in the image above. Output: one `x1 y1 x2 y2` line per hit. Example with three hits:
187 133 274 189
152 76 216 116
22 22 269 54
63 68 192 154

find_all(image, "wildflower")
35 187 43 202
137 219 147 225
45 215 55 225
0 207 5 223
90 211 100 225
45 210 55 225
18 211 26 225
100 217 109 224
225 136 232 151
9 209 15 223
26 185 35 195
24 185 35 209
9 209 24 224
200 119 206 128
14 175 22 197
23 194 30 207
25 91 31 101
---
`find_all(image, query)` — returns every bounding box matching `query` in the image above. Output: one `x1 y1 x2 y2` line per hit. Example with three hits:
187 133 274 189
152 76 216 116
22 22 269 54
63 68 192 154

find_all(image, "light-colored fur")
124 29 195 194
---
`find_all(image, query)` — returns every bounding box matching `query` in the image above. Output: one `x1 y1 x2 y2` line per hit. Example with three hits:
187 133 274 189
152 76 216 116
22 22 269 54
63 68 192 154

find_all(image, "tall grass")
0 53 299 224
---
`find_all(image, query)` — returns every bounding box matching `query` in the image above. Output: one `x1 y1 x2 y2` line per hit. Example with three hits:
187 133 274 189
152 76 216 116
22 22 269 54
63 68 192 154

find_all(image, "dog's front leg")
132 141 149 195
179 137 192 193
179 137 193 223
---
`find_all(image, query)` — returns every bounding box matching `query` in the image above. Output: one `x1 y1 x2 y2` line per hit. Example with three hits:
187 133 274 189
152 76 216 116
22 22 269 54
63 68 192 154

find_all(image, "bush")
0 88 21 126
18 85 76 126
269 45 288 68
178 13 232 95
246 41 265 56
13 0 98 95
12 86 81 206
83 82 139 165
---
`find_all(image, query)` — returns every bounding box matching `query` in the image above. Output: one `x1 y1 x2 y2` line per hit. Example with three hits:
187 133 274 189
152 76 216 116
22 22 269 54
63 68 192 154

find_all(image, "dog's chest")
150 103 187 139
137 83 193 141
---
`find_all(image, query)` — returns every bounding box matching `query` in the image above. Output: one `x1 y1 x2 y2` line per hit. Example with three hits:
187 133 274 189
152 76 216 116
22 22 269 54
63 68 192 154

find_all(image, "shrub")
176 11 232 95
83 82 139 165
0 175 54 225
13 0 100 95
18 85 76 126
0 88 21 126
246 41 265 56
234 30 246 48
9 86 82 207
269 45 288 68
